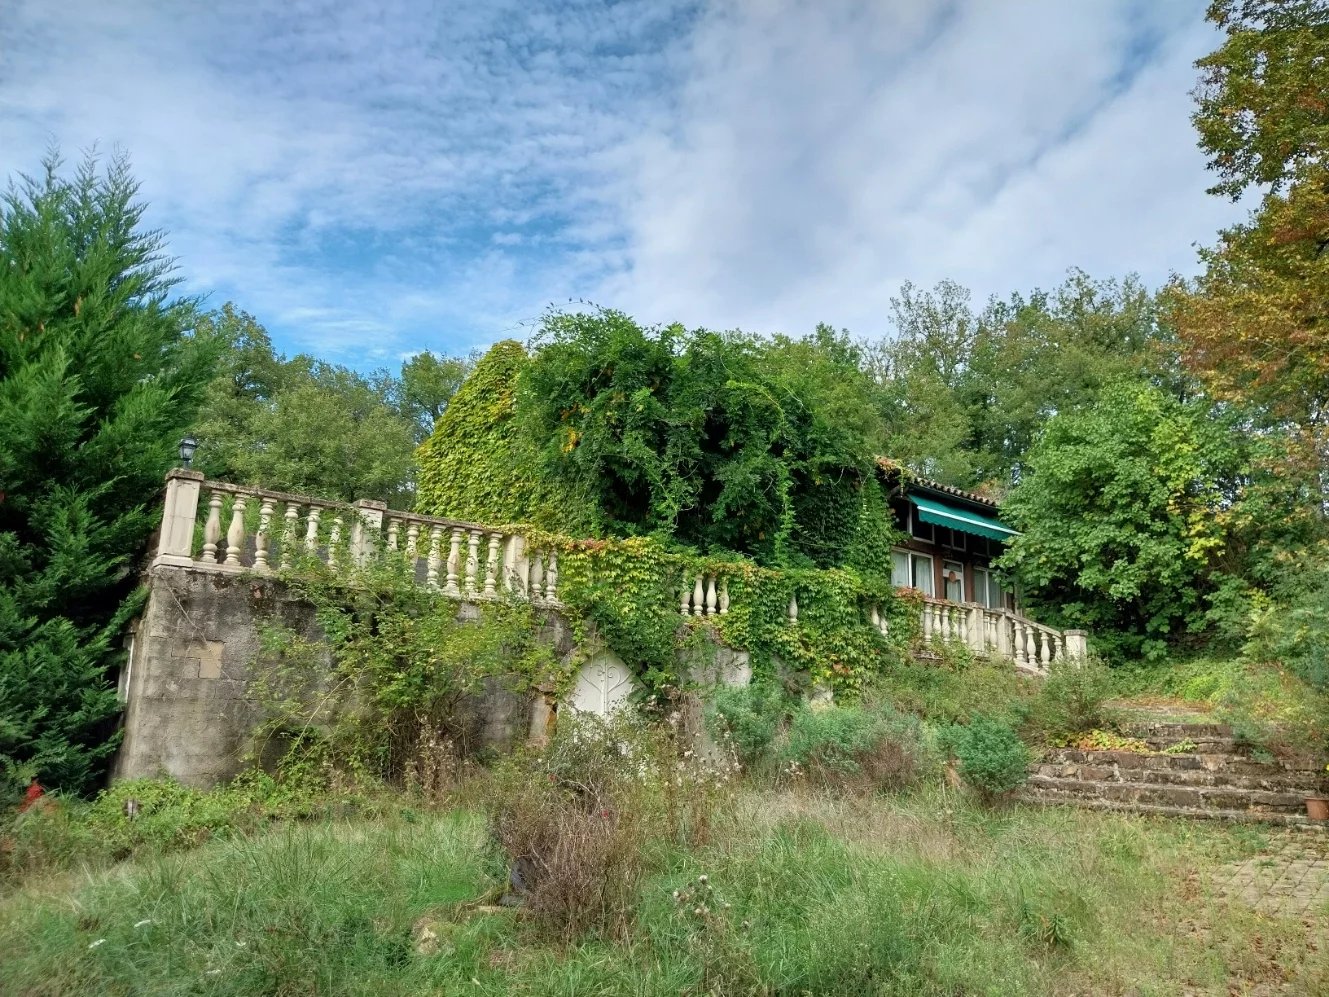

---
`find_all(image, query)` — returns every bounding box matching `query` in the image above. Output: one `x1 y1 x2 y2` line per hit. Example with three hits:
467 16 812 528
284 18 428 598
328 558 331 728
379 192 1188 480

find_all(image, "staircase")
1021 720 1327 825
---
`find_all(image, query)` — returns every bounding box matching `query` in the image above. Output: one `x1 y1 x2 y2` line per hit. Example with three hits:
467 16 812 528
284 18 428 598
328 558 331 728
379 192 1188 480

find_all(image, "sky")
2 0 1247 370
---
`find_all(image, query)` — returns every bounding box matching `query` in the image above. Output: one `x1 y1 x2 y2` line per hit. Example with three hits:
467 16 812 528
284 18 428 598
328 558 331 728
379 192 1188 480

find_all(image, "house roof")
874 456 1001 511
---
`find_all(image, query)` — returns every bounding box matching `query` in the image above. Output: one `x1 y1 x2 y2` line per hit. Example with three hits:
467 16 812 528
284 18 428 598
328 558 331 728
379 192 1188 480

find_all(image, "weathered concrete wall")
115 567 310 786
115 566 565 787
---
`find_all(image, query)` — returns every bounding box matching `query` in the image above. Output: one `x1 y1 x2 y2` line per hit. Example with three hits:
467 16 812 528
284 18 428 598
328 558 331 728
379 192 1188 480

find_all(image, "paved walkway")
1215 833 1329 917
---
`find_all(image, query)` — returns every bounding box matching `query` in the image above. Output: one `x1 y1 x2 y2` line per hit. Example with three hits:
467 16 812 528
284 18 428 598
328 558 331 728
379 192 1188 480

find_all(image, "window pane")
912 554 934 597
943 560 964 602
974 568 990 608
891 551 910 588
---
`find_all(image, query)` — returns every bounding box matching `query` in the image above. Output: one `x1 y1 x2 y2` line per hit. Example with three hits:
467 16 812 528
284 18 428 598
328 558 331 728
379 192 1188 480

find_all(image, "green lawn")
2 789 1324 996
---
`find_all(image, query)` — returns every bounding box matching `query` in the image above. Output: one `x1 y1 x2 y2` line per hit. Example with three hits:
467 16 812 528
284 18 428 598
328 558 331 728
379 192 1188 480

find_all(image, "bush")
945 716 1030 800
705 681 788 767
1026 655 1114 743
487 709 736 942
779 703 938 791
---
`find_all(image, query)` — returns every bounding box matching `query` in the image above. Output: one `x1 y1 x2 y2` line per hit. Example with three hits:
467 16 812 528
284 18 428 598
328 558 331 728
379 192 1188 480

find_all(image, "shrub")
779 703 938 791
705 681 788 767
486 709 736 942
945 716 1030 800
1026 655 1114 743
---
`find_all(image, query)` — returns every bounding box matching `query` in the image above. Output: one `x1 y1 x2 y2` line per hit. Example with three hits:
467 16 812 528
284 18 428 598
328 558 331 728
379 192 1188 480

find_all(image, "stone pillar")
1063 629 1088 661
153 469 205 568
966 605 985 654
350 499 387 566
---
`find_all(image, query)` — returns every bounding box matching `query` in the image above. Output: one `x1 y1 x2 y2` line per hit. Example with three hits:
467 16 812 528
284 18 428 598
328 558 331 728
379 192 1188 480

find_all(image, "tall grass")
3 787 1323 996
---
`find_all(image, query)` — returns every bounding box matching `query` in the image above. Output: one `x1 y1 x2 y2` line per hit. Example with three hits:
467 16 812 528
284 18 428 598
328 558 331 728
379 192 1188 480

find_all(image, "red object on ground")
18 782 45 812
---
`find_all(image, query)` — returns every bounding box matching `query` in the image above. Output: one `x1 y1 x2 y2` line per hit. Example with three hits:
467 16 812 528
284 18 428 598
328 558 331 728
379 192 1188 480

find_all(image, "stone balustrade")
917 596 1084 674
152 471 560 603
152 471 1086 668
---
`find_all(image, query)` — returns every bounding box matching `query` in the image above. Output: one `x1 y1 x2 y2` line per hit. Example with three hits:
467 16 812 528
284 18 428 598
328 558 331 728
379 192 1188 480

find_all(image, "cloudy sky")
2 0 1245 368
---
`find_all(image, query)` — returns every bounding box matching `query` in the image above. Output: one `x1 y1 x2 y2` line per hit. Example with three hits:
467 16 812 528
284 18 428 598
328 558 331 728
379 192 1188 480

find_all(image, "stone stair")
1020 719 1328 825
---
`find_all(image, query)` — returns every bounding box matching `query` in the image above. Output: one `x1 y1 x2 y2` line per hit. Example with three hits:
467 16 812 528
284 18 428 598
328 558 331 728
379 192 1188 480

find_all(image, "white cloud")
0 0 1245 364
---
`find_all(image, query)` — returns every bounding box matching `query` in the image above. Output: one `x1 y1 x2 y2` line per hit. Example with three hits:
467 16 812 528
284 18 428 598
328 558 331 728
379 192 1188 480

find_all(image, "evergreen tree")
0 153 216 796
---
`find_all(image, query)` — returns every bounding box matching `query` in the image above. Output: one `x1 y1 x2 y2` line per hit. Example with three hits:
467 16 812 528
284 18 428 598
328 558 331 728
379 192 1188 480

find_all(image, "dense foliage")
0 154 216 796
998 382 1250 660
415 340 575 527
513 310 887 566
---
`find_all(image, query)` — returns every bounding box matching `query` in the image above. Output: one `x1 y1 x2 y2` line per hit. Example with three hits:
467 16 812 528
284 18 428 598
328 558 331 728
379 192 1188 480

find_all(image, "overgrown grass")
3 786 1324 996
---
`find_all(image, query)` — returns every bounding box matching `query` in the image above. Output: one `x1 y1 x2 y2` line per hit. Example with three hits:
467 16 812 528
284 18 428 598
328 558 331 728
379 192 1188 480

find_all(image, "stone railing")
917 596 1084 674
151 471 1086 669
152 471 561 602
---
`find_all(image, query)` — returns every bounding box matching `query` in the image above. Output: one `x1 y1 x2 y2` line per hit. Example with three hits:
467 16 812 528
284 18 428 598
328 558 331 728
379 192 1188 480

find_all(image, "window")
973 567 1011 610
942 560 964 603
908 505 935 542
891 549 934 597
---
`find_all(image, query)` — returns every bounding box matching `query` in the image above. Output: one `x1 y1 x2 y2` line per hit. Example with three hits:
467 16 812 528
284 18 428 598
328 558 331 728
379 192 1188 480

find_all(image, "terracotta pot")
1306 796 1329 821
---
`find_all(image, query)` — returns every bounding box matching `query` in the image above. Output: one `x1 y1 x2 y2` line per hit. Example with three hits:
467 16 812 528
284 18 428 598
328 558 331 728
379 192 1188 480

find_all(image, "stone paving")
1214 832 1329 917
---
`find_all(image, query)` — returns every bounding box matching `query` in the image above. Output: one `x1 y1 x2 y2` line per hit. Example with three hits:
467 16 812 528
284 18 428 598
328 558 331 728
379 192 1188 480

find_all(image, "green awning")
910 495 1017 542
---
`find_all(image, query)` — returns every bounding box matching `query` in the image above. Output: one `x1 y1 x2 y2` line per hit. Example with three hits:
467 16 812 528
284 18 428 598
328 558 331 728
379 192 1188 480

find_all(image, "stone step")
1016 791 1324 827
1032 761 1325 793
1025 774 1307 814
1119 721 1232 740
1039 748 1321 778
1139 735 1239 752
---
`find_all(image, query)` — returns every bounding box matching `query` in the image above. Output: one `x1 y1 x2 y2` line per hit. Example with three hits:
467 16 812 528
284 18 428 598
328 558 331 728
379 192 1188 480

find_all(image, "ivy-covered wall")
415 340 582 529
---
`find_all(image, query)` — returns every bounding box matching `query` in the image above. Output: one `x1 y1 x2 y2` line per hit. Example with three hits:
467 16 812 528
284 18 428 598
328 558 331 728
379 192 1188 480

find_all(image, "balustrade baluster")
544 550 558 602
920 604 932 641
870 605 881 630
692 574 704 618
224 496 247 567
304 507 321 553
705 575 717 616
718 579 730 615
680 573 692 616
327 516 343 569
426 527 443 588
405 522 419 561
530 551 545 600
1040 630 1053 669
254 499 275 571
484 533 500 597
465 530 481 596
280 502 299 570
386 518 400 552
788 593 799 624
201 492 223 563
444 529 461 596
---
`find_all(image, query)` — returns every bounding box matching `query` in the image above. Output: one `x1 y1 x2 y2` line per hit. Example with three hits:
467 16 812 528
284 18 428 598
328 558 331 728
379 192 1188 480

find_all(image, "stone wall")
114 565 564 787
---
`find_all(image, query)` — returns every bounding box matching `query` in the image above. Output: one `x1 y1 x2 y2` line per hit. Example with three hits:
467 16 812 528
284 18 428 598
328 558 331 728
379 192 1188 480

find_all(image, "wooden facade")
879 464 1017 612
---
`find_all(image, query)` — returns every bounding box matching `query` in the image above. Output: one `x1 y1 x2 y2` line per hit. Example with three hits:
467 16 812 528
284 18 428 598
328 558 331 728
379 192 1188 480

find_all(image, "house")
877 458 1017 612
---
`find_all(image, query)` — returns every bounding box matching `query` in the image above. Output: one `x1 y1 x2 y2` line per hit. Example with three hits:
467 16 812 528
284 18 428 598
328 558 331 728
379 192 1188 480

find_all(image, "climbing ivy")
538 531 921 697
415 340 582 529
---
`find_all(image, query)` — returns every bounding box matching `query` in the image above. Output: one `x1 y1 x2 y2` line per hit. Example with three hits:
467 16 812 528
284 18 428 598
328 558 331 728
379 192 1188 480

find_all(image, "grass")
2 787 1325 996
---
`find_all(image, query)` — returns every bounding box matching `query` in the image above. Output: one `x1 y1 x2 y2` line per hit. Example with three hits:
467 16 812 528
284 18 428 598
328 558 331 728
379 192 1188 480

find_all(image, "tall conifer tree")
0 153 216 795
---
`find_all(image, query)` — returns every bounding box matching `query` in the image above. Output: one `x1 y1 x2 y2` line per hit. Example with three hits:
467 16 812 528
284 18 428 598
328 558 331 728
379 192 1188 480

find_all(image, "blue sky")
2 0 1246 370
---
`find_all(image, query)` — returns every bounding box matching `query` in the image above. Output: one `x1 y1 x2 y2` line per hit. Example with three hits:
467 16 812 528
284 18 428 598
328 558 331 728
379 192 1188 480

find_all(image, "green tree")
510 309 885 564
998 382 1247 661
190 305 465 505
875 272 1172 491
1169 1 1329 477
0 153 216 795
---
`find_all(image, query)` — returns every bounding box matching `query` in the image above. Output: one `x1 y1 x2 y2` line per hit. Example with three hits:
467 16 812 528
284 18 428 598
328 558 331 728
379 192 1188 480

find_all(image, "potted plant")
1308 765 1329 821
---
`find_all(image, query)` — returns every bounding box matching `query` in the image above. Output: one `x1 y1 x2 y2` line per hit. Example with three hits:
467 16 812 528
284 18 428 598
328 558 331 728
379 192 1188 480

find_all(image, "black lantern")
178 435 199 468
